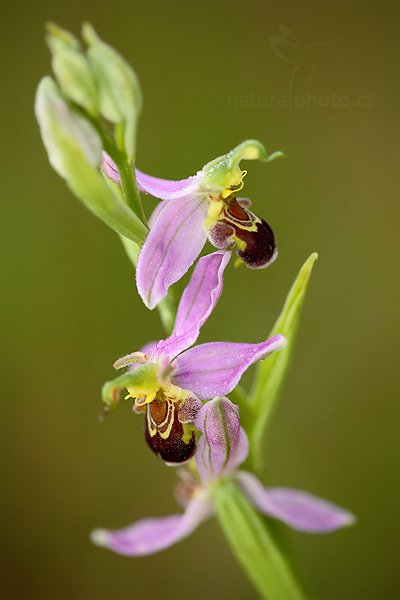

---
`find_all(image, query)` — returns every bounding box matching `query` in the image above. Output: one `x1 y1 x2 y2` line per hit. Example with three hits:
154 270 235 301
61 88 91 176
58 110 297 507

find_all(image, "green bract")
46 23 99 116
82 23 142 161
35 77 147 245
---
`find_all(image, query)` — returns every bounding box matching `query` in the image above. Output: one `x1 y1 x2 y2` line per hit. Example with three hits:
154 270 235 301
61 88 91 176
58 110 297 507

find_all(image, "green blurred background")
1 1 398 598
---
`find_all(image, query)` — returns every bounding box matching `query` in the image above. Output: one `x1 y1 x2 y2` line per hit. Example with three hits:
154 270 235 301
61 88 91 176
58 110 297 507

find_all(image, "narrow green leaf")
214 479 305 600
35 77 147 246
248 253 318 469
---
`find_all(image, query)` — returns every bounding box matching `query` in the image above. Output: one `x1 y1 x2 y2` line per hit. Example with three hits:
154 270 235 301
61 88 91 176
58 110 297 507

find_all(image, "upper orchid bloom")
92 397 355 556
102 251 286 464
102 140 283 309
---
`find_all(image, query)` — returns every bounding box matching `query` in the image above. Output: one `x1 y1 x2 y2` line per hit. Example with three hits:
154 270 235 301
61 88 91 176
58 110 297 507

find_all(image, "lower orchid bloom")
102 139 283 308
102 251 286 464
91 397 355 556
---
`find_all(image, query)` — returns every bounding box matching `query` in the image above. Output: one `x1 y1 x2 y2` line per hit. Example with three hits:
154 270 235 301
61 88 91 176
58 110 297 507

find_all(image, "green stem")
102 137 147 224
157 293 176 335
214 479 306 600
75 106 147 224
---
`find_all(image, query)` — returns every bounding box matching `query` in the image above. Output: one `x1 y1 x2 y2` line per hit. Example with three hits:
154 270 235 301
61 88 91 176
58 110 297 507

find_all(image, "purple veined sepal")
172 335 287 399
136 194 209 309
235 472 356 533
91 488 213 556
153 250 231 360
193 397 356 534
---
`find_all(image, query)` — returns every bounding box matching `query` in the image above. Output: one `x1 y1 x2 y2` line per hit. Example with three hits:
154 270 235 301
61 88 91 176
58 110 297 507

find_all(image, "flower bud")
46 22 99 116
82 23 142 161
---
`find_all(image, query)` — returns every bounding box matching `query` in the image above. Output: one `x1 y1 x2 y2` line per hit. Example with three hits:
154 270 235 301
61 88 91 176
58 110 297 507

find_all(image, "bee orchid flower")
36 24 356 595
103 139 283 308
102 251 286 464
92 397 355 556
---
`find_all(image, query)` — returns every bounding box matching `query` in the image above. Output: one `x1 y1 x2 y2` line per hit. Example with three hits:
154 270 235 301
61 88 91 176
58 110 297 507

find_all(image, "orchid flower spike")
92 397 355 556
103 139 283 308
102 251 286 464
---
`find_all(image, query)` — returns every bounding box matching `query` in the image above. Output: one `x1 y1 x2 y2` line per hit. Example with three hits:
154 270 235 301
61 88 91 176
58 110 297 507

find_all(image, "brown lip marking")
226 198 250 221
235 217 277 269
145 400 196 464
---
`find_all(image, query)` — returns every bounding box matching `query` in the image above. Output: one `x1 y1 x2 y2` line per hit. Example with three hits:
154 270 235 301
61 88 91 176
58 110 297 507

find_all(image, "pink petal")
101 152 120 183
91 491 212 556
148 200 169 229
172 335 286 399
225 428 249 473
236 472 356 533
101 153 203 199
136 195 208 309
154 251 231 360
116 341 157 372
136 169 203 200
